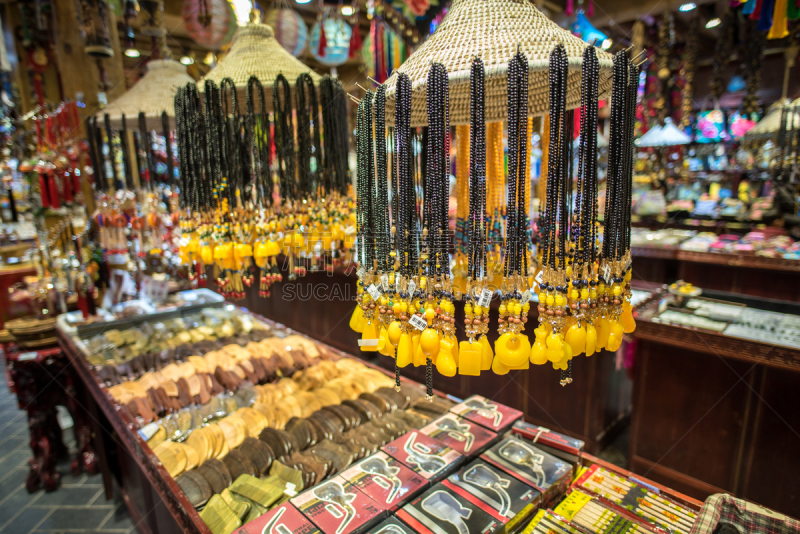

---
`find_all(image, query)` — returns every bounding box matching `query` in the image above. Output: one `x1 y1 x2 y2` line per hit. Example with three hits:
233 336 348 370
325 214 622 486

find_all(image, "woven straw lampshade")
383 0 614 127
198 12 320 112
99 59 194 129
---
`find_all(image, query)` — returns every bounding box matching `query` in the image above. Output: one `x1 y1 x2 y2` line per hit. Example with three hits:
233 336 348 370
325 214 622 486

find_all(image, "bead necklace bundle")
598 54 637 348
492 50 532 376
175 74 356 301
460 58 494 376
352 45 636 386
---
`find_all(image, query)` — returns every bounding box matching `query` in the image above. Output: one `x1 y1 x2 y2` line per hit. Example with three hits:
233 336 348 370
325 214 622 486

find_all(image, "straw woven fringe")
383 0 614 127
100 59 194 129
744 99 800 140
198 22 320 113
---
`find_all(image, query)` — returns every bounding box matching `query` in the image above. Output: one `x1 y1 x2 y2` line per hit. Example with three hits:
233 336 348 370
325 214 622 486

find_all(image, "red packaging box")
449 395 523 433
381 430 464 482
365 516 417 533
339 451 429 511
290 475 386 534
397 482 504 534
235 502 321 534
420 413 498 457
481 436 573 508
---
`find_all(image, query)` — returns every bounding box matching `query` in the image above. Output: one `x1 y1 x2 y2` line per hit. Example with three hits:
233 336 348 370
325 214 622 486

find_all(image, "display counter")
57 298 714 534
629 282 800 517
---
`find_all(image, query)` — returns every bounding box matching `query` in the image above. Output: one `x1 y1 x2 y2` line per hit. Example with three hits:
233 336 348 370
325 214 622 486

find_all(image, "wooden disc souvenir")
176 471 213 509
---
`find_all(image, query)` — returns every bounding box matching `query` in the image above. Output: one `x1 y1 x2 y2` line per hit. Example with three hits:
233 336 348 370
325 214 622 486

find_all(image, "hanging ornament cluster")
174 75 353 301
363 15 409 84
86 110 178 269
310 11 353 67
679 17 698 129
352 42 635 389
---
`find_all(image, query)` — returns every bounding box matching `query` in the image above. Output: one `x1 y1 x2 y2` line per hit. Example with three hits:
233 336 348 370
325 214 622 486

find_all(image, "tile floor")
0 357 136 534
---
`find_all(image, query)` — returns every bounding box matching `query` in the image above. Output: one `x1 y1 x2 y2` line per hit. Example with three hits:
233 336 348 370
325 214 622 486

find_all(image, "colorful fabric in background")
363 18 408 83
767 0 789 38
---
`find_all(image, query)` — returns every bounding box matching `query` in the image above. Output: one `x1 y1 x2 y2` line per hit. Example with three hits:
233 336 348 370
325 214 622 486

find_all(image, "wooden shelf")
675 250 800 273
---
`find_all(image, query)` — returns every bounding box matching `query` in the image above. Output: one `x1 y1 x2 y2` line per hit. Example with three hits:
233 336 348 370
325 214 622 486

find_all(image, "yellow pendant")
360 321 379 352
596 317 611 349
349 307 365 333
387 321 402 347
491 354 510 375
420 328 440 357
495 333 528 368
397 332 413 367
530 338 547 365
606 321 625 352
585 323 597 356
458 340 482 376
479 335 494 371
436 336 457 377
621 301 636 333
377 326 389 351
564 323 587 356
413 336 427 367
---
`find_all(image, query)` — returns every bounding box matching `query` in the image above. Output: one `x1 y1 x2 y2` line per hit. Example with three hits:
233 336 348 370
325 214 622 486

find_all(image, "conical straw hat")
198 13 320 112
100 59 194 130
384 0 614 127
744 99 799 140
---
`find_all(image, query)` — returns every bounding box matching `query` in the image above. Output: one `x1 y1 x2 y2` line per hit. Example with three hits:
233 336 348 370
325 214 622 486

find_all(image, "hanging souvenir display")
174 72 353 301
679 17 698 129
182 0 237 49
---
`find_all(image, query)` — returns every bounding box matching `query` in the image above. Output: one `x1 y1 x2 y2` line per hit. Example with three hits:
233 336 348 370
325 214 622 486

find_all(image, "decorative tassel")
48 170 61 209
587 0 594 16
348 23 362 58
567 0 574 16
317 22 327 57
758 0 776 29
38 172 50 208
767 0 789 37
751 0 765 20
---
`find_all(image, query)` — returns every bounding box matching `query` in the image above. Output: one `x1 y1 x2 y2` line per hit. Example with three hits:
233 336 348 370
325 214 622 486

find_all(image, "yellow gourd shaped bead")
420 328 440 357
387 321 402 347
479 335 494 371
396 332 413 367
585 323 598 356
621 301 636 333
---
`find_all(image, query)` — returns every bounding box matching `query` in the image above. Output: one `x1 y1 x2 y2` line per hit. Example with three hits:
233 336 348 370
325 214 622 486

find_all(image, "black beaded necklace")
273 74 295 205
245 76 268 207
505 50 529 284
161 111 174 188
467 57 487 285
395 73 414 279
374 85 390 274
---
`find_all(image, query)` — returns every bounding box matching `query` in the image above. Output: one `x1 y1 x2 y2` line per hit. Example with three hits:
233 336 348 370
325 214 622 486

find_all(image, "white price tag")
358 338 379 346
407 280 416 296
409 314 427 331
356 267 366 280
344 225 356 235
367 284 381 300
395 275 401 292
521 290 532 305
478 288 493 308
602 263 612 282
380 274 389 291
284 482 298 497
534 270 544 285
141 275 170 302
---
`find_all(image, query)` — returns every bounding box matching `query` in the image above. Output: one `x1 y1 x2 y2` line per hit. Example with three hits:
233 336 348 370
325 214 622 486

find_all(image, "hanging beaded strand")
493 50 531 374
460 57 492 376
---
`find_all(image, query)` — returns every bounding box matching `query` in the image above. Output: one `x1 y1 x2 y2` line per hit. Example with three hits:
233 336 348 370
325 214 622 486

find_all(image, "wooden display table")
629 284 800 518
